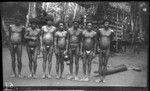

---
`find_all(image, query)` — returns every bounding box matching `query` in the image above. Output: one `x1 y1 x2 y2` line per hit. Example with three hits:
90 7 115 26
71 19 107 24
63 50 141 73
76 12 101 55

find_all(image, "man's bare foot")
56 75 59 79
28 74 33 78
18 74 23 78
10 74 17 78
74 76 80 81
33 75 37 79
47 74 52 79
67 75 74 80
96 77 106 83
41 74 47 79
80 76 89 82
59 75 64 79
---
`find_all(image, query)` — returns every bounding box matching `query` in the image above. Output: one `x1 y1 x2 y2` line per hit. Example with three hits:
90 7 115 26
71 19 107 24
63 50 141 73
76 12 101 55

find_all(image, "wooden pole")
116 12 118 51
73 3 78 20
26 2 31 27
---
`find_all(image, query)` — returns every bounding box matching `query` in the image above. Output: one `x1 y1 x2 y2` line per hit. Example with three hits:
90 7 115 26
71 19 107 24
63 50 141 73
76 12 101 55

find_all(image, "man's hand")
92 51 96 58
31 37 36 40
64 49 68 55
80 51 83 57
40 46 44 52
54 47 59 54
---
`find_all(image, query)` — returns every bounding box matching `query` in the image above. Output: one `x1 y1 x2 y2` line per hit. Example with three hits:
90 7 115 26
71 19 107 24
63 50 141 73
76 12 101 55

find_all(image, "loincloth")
43 44 53 51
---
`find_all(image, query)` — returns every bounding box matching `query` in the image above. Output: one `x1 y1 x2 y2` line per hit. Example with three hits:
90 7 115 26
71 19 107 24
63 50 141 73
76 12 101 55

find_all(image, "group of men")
6 15 114 83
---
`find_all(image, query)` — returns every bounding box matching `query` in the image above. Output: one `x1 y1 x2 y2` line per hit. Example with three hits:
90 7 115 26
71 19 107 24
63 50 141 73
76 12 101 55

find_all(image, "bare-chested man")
41 17 56 78
80 22 97 81
96 20 114 83
24 18 41 78
54 21 68 79
67 21 82 80
8 17 25 77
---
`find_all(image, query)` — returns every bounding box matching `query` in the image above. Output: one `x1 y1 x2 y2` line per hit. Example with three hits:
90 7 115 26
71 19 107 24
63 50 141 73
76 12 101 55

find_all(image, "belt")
86 50 91 54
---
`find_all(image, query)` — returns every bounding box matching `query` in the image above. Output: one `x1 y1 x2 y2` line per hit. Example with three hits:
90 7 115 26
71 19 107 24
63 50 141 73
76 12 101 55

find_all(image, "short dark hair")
45 15 54 22
73 20 78 24
102 19 111 24
86 21 93 25
29 18 39 24
56 20 65 28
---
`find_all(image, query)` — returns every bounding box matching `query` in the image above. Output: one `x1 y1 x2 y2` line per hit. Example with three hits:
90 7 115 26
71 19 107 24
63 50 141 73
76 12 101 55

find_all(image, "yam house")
1 2 149 46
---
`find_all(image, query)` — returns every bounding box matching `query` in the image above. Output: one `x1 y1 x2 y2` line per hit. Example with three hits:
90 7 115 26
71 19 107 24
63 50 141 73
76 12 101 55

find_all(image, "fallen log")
94 64 127 77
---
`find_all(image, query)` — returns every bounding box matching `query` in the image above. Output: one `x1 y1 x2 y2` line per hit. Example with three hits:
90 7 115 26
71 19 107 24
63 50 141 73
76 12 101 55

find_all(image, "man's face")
47 20 52 26
74 22 78 28
15 19 20 25
87 23 92 29
59 23 64 29
31 23 36 28
104 21 109 27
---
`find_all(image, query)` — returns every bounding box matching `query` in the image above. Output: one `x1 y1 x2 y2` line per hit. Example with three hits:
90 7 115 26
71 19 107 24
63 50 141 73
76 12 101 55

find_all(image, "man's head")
46 16 53 26
29 18 38 28
14 14 22 26
73 21 79 28
103 20 110 28
86 22 92 30
58 21 65 30
15 18 21 26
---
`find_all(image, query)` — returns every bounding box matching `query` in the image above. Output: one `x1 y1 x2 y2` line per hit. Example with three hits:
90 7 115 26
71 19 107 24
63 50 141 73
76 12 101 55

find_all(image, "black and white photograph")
1 1 149 90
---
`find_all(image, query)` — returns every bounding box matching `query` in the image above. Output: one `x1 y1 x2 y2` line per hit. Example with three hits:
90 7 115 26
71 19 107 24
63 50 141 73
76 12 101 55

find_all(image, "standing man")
96 20 114 83
24 18 41 78
67 21 82 80
8 17 25 77
54 21 68 79
81 22 97 81
41 16 56 79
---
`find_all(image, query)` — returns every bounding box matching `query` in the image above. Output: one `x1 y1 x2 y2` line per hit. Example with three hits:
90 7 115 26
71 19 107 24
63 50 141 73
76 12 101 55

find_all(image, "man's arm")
94 32 97 53
79 30 83 54
40 27 44 49
80 31 84 55
2 18 9 37
24 28 31 39
66 31 69 51
54 31 58 52
21 26 26 40
53 27 57 48
110 29 115 41
8 26 12 41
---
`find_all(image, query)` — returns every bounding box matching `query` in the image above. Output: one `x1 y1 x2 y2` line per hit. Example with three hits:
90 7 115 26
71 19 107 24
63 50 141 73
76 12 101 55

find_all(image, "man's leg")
47 46 53 78
60 57 64 78
17 44 22 77
33 46 38 78
26 45 33 77
87 51 93 78
102 49 110 82
96 50 103 83
42 45 47 78
68 49 74 79
82 51 87 79
55 53 60 79
9 44 17 77
75 47 80 80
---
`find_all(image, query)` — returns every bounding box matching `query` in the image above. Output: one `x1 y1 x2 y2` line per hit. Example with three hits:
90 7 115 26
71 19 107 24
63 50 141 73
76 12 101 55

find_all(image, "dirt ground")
2 46 148 87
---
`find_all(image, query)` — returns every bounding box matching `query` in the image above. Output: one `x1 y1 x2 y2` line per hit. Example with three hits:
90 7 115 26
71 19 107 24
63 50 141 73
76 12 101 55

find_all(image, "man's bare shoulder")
36 28 41 32
109 28 114 32
26 27 32 32
41 25 46 30
78 28 83 32
92 30 97 35
52 26 56 30
9 24 15 28
82 30 86 34
99 28 104 31
68 27 73 31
